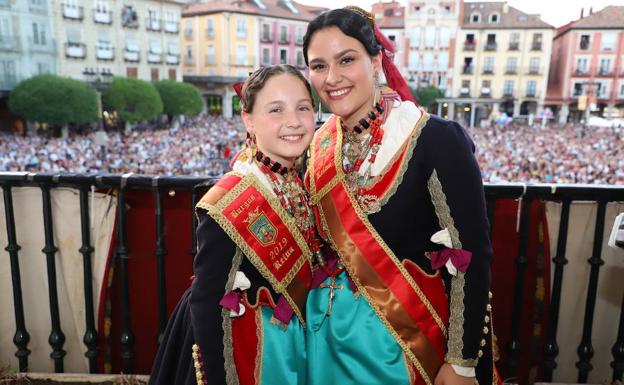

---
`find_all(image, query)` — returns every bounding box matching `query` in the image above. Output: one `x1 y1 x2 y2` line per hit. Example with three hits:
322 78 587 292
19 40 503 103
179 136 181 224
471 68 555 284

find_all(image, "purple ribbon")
430 248 473 273
219 291 242 313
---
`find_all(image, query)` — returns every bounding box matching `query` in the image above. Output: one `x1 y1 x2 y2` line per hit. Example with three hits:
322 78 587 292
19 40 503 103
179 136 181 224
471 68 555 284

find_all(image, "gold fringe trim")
222 249 243 385
197 174 311 326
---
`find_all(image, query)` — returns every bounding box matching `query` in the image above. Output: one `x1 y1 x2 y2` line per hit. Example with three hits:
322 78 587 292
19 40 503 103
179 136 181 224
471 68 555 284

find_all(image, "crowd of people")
471 122 624 185
1 115 622 185
0 115 245 177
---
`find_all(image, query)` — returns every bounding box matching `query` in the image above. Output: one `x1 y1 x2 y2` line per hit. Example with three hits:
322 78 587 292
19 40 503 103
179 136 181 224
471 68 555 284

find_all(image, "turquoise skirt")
258 306 307 385
306 271 413 385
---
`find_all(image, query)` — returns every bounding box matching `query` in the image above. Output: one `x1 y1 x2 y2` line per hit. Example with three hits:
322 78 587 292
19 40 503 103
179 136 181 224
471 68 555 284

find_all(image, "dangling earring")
316 101 323 123
372 71 380 107
246 132 257 149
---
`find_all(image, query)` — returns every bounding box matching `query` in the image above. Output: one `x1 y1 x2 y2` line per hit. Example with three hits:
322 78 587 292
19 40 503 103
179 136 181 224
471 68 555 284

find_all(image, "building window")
236 18 247 38
483 57 494 74
532 33 543 50
485 34 497 50
184 20 193 39
296 50 304 68
462 57 473 74
503 80 514 96
575 57 588 74
579 34 591 50
126 67 138 78
599 57 612 75
573 82 583 96
619 81 624 97
32 22 46 45
529 57 540 74
151 68 159 81
489 13 499 23
425 26 435 48
262 23 271 42
601 32 616 51
481 80 491 96
526 80 537 97
185 45 193 64
121 5 138 28
470 12 481 23
295 25 304 44
205 45 215 65
279 25 288 43
506 57 517 74
509 33 520 50
168 68 176 80
460 80 470 96
262 47 271 65
279 48 287 64
410 28 420 48
206 19 214 38
236 45 247 65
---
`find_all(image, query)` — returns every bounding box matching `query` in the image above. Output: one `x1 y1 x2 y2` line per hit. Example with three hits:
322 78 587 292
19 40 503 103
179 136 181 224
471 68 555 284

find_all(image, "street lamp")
83 67 113 130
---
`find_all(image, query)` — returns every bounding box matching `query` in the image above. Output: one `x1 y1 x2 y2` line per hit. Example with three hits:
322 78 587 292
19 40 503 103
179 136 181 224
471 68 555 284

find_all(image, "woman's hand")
434 363 475 385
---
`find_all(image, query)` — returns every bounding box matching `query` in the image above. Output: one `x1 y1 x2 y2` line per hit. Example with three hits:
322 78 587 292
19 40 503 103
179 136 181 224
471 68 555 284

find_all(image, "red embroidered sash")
307 117 449 384
197 173 312 325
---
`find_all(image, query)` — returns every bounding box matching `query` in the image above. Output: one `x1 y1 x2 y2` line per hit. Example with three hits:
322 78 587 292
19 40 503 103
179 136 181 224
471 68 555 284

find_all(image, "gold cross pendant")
319 275 343 316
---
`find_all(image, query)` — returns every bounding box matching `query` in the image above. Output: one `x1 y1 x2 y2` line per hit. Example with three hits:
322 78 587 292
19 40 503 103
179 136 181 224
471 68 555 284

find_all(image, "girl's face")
242 73 315 167
306 26 382 127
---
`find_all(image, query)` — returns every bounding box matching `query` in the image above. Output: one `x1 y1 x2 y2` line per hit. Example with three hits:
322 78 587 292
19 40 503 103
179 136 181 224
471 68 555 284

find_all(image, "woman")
303 7 499 385
149 64 319 385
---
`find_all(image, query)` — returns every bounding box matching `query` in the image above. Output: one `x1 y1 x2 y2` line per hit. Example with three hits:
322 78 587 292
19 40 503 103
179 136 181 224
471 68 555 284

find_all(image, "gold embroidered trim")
427 170 462 249
197 174 311 326
376 108 430 210
340 178 446 335
255 308 264 384
445 272 468 364
427 170 468 362
403 352 417 385
222 249 243 385
309 118 342 204
192 344 205 385
445 356 478 367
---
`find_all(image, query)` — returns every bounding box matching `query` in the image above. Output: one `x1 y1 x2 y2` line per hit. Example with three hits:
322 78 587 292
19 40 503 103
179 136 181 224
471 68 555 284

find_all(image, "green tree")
8 75 98 125
154 80 203 118
102 77 163 122
411 85 444 110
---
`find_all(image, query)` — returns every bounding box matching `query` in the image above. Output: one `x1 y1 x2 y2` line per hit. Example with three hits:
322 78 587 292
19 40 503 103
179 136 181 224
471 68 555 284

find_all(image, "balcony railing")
0 173 622 382
574 68 589 76
146 18 161 32
480 87 491 97
462 66 474 74
527 67 541 75
93 10 112 24
0 35 21 52
482 68 494 75
28 37 56 54
279 35 289 44
503 90 515 98
524 90 539 98
505 68 518 75
508 42 519 51
229 55 255 66
62 4 83 20
164 21 179 34
598 68 613 76
261 33 273 42
531 43 542 51
484 42 497 51
65 42 86 58
459 87 470 97
463 41 476 51
147 52 163 64
166 54 180 65
123 50 140 62
96 45 114 61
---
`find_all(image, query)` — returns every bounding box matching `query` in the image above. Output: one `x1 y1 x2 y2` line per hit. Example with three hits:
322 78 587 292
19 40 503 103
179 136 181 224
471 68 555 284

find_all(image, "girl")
303 7 500 385
149 64 318 385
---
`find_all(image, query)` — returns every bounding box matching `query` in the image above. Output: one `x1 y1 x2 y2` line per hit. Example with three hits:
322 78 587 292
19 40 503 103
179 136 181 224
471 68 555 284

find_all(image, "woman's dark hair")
302 8 381 65
241 64 313 113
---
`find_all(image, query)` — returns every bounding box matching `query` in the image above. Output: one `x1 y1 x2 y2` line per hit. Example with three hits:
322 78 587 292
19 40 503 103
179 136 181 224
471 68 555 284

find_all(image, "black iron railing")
1 173 623 382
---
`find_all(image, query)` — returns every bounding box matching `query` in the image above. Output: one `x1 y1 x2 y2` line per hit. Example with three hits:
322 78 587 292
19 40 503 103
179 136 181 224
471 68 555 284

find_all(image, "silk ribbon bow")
219 271 251 317
430 248 472 274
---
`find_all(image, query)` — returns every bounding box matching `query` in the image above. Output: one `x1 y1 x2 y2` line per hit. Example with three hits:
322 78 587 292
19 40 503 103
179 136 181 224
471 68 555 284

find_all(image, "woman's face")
306 26 382 127
242 73 315 167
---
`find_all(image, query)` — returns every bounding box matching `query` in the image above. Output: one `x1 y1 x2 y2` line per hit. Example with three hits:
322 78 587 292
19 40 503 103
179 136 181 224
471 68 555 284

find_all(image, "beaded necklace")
341 99 387 211
253 152 322 257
